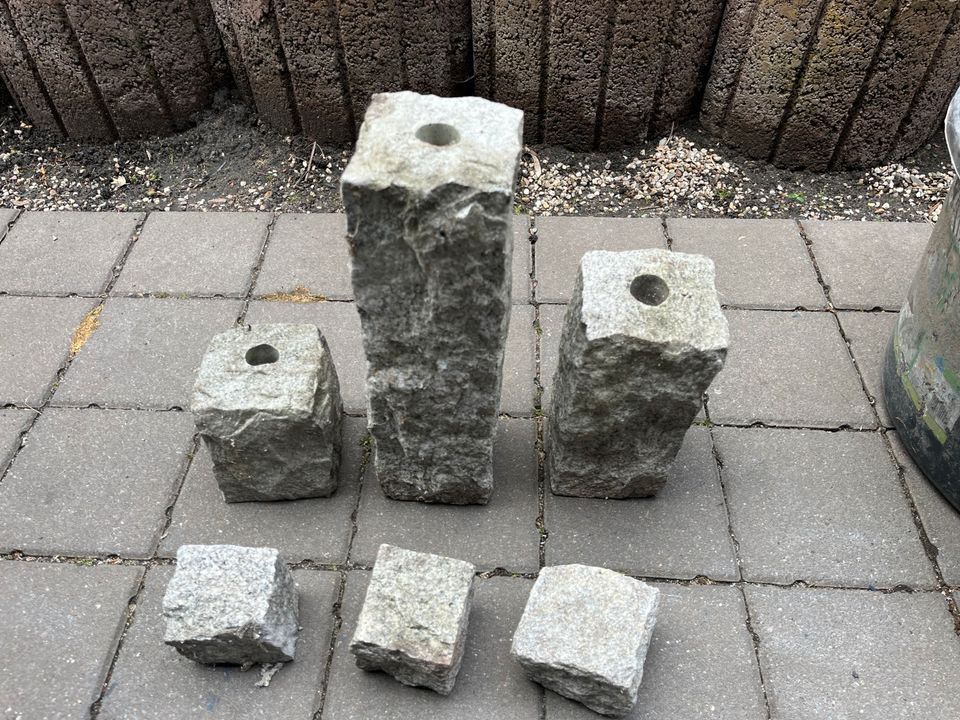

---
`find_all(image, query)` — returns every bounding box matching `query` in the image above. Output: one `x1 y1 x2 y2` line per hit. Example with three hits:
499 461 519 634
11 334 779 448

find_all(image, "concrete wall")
0 0 957 169
0 0 227 140
701 0 960 170
473 0 725 148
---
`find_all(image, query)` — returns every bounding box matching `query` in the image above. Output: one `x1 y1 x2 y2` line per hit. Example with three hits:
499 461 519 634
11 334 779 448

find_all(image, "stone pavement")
0 210 958 719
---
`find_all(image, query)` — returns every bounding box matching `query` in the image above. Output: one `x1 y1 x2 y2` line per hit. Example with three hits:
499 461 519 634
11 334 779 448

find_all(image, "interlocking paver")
534 217 666 302
668 218 825 309
837 311 897 427
0 296 98 405
745 586 960 720
99 565 337 720
53 297 241 409
545 427 738 581
114 212 271 297
803 220 930 310
352 419 539 572
708 310 875 428
0 409 194 558
716 427 935 588
0 561 143 719
0 211 141 294
160 416 368 563
0 408 35 470
254 213 352 300
246 300 534 415
546 584 766 720
512 214 533 303
889 433 960 586
325 573 539 720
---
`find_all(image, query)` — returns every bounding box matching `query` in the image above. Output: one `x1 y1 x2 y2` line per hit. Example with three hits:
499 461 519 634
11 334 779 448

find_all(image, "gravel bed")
0 101 951 223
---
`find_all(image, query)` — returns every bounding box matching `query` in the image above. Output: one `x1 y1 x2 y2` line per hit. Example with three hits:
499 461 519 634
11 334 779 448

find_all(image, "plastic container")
883 88 960 510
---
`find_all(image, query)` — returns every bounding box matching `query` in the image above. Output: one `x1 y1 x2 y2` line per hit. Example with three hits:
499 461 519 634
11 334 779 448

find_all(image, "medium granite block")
350 544 476 694
192 324 342 502
548 250 727 498
163 544 299 665
341 91 523 504
512 564 660 717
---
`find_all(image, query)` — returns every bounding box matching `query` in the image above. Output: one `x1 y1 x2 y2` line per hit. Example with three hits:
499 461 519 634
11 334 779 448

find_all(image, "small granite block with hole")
162 544 299 664
511 564 660 717
192 323 342 502
548 249 728 498
350 544 476 694
341 91 523 504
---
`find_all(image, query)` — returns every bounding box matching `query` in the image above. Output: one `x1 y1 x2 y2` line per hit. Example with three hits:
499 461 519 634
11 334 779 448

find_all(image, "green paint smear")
942 362 960 392
900 371 923 411
923 413 948 445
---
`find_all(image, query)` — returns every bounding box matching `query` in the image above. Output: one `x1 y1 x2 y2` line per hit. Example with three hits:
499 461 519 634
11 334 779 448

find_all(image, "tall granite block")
163 544 299 664
548 250 728 498
341 91 524 505
350 544 476 694
511 564 660 717
192 324 342 502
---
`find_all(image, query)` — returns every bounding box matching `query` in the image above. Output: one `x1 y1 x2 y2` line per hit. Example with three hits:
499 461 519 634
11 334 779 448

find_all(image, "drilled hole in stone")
245 344 279 366
630 274 670 306
415 123 460 147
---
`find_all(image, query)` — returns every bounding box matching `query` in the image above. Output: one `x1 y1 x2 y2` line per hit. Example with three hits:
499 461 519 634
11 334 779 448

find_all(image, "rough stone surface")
101 566 337 720
512 564 661 717
192 323 342 502
350 544 476 695
0 0 225 139
163 544 299 665
701 0 960 169
341 92 523 504
548 250 727 498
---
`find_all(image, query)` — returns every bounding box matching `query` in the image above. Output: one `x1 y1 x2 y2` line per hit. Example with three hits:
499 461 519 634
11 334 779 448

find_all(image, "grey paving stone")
99 565 338 720
246 300 534 416
0 211 141 294
545 427 738 581
707 310 876 428
0 408 35 470
837 311 897 427
546 584 766 720
325 573 540 720
114 212 271 297
503 304 536 415
53 297 241 409
246 299 366 413
352 419 539 572
745 585 960 720
716 427 935 589
889 432 960 586
802 220 930 310
668 218 826 309
512 214 532 303
0 408 195 558
0 561 143 719
254 213 353 300
534 217 666 302
160 416 368 564
0 296 98 406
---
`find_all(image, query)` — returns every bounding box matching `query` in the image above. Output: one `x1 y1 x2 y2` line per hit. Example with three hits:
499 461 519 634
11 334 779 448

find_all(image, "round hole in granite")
415 123 460 147
245 344 280 366
630 274 670 306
